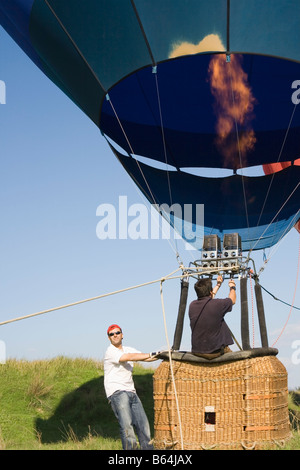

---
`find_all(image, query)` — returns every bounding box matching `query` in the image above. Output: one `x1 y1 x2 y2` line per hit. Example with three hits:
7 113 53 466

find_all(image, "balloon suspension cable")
228 60 250 238
256 103 298 229
256 209 300 275
259 284 300 312
271 232 300 346
227 56 299 260
106 97 158 209
249 272 255 348
152 67 173 206
43 0 107 93
248 102 299 258
44 0 189 268
160 279 184 450
249 183 300 256
105 87 184 266
153 67 185 265
103 133 184 264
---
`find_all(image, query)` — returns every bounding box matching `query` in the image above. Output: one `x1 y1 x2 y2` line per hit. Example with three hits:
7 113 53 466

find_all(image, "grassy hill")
0 357 299 450
0 357 154 450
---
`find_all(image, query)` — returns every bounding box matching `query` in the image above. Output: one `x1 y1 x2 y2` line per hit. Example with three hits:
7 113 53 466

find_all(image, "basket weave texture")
153 356 291 450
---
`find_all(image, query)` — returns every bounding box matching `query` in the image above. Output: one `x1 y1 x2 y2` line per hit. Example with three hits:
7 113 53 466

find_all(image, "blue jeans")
109 390 153 450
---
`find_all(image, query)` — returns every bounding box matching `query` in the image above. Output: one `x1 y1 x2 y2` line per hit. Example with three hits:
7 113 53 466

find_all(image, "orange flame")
208 54 257 167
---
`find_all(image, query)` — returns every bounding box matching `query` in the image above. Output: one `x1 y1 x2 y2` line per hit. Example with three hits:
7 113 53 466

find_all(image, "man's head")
194 278 212 299
107 324 123 346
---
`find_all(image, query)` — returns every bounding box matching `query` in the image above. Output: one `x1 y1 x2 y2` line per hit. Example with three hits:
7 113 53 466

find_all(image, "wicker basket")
153 355 291 450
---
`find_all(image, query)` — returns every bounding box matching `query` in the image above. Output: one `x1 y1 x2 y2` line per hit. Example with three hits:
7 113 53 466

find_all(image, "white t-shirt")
104 344 141 398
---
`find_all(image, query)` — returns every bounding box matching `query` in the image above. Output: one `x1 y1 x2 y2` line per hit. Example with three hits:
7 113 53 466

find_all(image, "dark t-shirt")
189 296 233 353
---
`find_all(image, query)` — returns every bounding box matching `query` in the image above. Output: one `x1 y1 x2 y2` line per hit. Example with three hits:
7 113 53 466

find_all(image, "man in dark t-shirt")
189 276 236 359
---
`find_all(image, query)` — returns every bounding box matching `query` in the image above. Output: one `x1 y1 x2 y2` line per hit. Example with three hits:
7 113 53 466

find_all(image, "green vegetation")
0 357 299 450
286 390 300 450
0 357 154 450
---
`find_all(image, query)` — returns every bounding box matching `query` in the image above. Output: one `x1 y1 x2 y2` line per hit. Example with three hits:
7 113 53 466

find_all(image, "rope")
44 0 184 268
260 209 300 270
249 273 255 347
250 180 300 253
0 268 182 327
272 232 300 346
229 329 243 351
130 0 156 67
104 139 184 263
44 0 106 93
228 59 250 236
159 279 184 450
260 285 300 311
254 211 300 282
153 70 173 206
44 0 184 272
256 103 298 228
0 265 242 328
106 98 160 212
106 92 184 265
153 68 184 264
131 0 192 267
234 80 298 257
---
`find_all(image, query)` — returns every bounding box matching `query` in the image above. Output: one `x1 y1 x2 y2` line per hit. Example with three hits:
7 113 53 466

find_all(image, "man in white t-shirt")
104 324 159 450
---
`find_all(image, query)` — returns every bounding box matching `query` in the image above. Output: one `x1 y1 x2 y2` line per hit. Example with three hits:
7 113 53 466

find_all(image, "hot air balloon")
1 0 299 252
1 0 298 450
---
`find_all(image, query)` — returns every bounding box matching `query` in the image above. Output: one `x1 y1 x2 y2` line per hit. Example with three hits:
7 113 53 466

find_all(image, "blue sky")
0 27 299 389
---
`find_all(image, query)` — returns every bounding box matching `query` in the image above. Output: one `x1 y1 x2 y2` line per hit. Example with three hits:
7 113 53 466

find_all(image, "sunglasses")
108 331 122 337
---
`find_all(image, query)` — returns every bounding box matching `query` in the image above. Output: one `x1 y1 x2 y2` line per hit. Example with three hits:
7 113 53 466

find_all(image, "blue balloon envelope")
1 0 299 251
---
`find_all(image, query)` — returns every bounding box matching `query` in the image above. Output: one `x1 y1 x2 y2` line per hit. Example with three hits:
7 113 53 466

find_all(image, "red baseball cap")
107 324 122 335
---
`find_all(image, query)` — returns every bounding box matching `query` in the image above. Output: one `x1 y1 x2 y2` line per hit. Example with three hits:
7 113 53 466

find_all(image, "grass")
0 357 154 450
0 357 299 450
287 390 300 450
